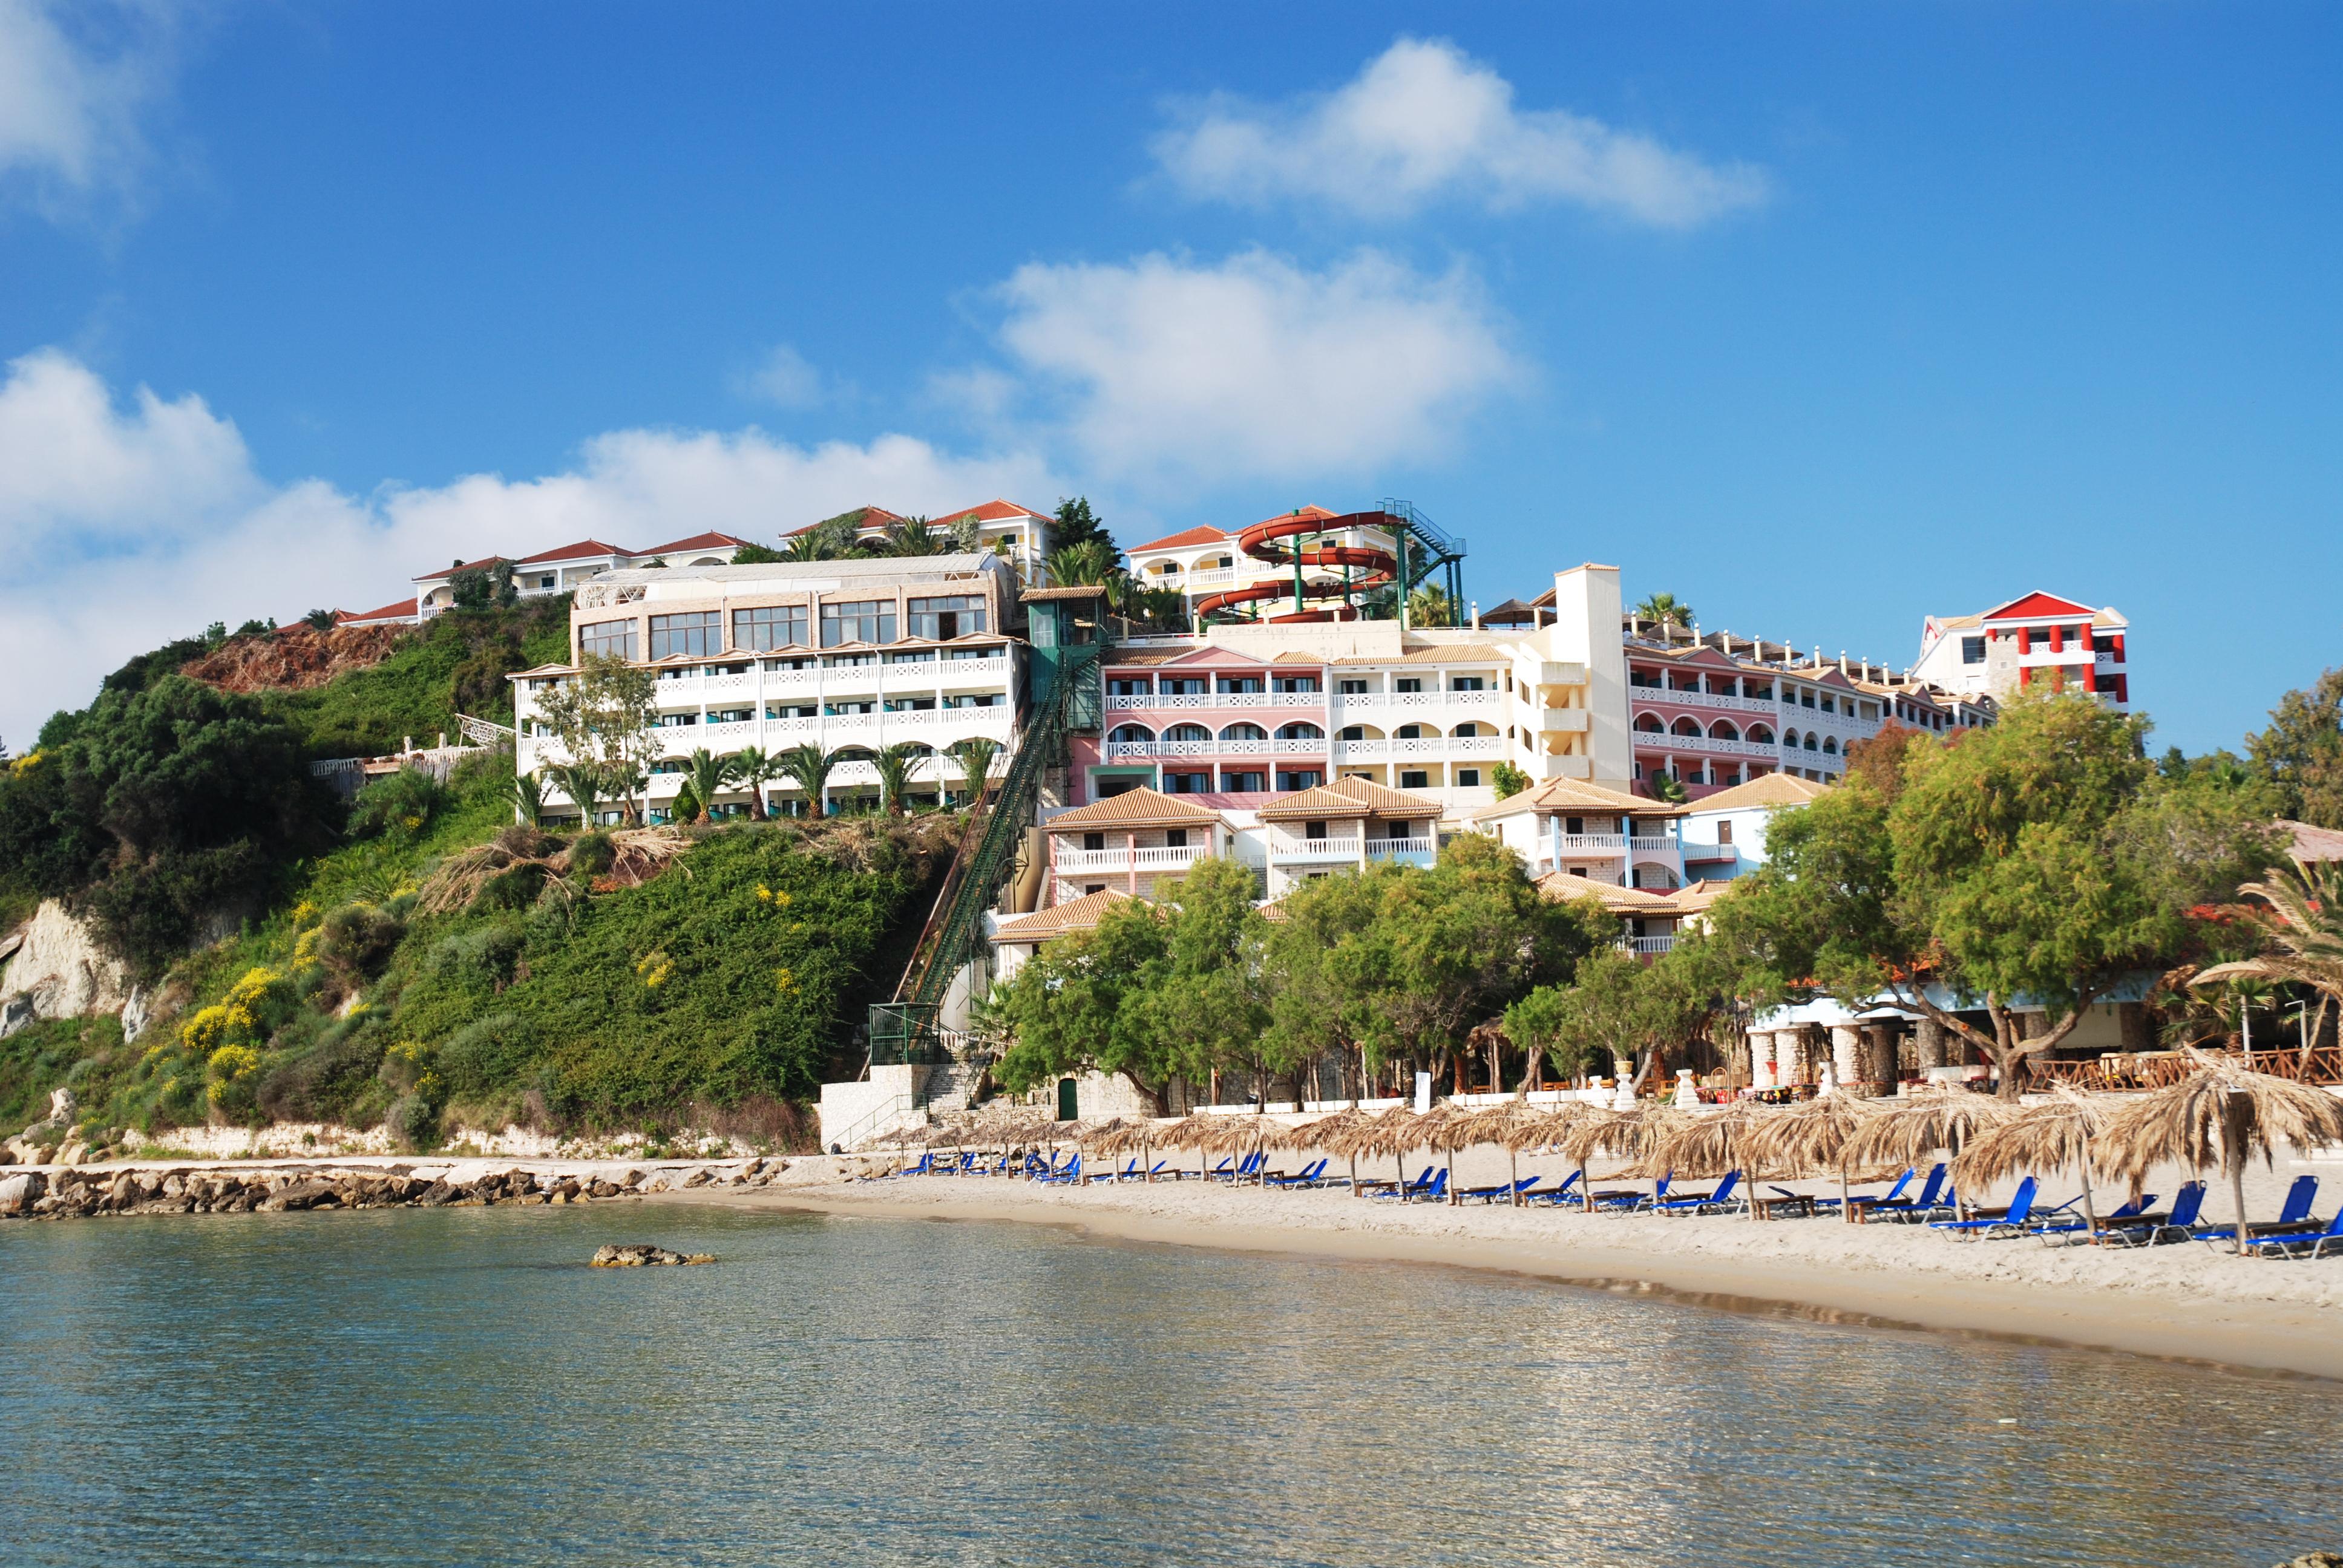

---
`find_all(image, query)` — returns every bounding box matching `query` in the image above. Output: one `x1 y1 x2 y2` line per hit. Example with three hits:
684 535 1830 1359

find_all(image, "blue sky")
2 2 2338 753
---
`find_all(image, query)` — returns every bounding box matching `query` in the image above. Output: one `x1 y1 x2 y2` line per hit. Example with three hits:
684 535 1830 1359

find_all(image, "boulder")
0 1171 45 1214
261 1177 340 1212
0 901 134 1023
589 1243 715 1267
681 1169 713 1189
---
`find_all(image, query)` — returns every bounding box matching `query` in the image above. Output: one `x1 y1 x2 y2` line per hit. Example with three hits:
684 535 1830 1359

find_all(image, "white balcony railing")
1104 692 1323 711
1334 691 1499 716
1618 935 1677 955
1631 732 1780 759
1052 844 1210 874
1627 687 1775 715
1267 837 1366 861
1364 840 1436 861
1552 833 1628 853
1104 738 1326 760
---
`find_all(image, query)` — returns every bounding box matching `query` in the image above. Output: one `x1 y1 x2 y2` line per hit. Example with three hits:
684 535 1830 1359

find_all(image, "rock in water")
589 1244 715 1267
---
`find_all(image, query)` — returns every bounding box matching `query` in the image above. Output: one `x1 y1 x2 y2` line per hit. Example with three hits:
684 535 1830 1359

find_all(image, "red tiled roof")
641 531 749 555
1981 590 2100 622
782 505 906 538
336 598 419 624
514 538 635 566
934 499 1044 524
1129 524 1230 552
415 554 511 582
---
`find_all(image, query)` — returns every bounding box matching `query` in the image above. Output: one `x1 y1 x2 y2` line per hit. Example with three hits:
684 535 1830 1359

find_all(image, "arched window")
1804 733 1820 751
1634 713 1665 733
1450 722 1487 737
1671 716 1702 737
1219 722 1268 742
1821 736 1838 755
1748 725 1775 745
1781 728 1799 747
1395 723 1423 740
1167 723 1210 743
1276 721 1324 740
1109 724 1155 744
1708 720 1740 741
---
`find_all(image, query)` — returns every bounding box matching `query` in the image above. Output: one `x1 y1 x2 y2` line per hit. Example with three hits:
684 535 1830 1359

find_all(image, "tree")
681 747 738 823
880 517 939 558
992 894 1181 1114
774 742 842 818
731 745 779 819
542 762 606 825
871 742 923 815
730 542 788 566
946 736 1000 809
1532 946 1651 1083
1842 720 1933 804
2249 666 2343 828
784 511 865 562
1647 771 1688 804
1406 584 1455 629
506 771 546 828
1044 538 1121 588
532 653 658 822
1129 858 1282 1103
940 513 983 552
1263 866 1395 1102
1709 691 2282 1097
1489 761 1530 800
450 561 517 611
302 608 338 631
1633 592 1695 627
1051 496 1112 554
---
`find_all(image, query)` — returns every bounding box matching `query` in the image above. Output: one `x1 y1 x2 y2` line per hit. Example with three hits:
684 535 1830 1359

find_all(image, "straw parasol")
1459 1101 1541 1204
1743 1092 1881 1221
1350 1106 1426 1194
1412 1100 1487 1204
2095 1047 2343 1255
1839 1085 2023 1220
1950 1085 2115 1239
1295 1107 1379 1194
1559 1103 1690 1212
1650 1099 1771 1220
1156 1112 1225 1180
1214 1112 1290 1184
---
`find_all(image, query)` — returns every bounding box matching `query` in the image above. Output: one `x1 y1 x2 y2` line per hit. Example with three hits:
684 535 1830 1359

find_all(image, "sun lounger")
1034 1154 1084 1186
2246 1207 2343 1258
1817 1168 1912 1212
1363 1165 1437 1200
2194 1174 2319 1247
1930 1176 2039 1239
1265 1158 1331 1189
1591 1175 1670 1212
1406 1168 1450 1203
1460 1174 1542 1204
2036 1192 2157 1244
2097 1181 2207 1246
1871 1165 1950 1222
1653 1171 1742 1216
1520 1171 1584 1205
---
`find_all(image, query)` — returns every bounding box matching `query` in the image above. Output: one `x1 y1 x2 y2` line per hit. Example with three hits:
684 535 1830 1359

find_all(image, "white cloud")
736 343 827 408
0 0 175 209
1152 37 1767 227
0 351 1064 745
992 249 1518 486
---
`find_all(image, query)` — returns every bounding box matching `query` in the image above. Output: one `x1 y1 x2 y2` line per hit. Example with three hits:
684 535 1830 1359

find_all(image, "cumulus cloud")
736 342 827 408
0 351 1063 745
1152 36 1767 227
0 0 176 211
991 249 1518 486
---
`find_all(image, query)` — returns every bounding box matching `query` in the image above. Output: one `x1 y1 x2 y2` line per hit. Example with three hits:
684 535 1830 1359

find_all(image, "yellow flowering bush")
635 950 672 988
206 1044 263 1105
773 967 798 997
754 884 793 908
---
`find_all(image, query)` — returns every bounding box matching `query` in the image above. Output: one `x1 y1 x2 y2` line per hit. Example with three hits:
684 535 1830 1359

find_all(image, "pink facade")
1086 648 1330 806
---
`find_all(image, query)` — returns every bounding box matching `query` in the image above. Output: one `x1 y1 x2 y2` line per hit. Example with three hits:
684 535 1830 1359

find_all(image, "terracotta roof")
1129 524 1230 553
1330 643 1507 667
934 499 1045 524
1046 788 1225 831
1536 873 1682 913
515 538 634 567
1256 776 1442 823
1685 773 1829 814
1477 776 1685 822
995 888 1136 942
415 554 512 582
1254 504 1342 528
336 597 418 624
1021 584 1112 603
1670 880 1733 913
782 505 906 537
2285 820 2343 864
641 531 749 555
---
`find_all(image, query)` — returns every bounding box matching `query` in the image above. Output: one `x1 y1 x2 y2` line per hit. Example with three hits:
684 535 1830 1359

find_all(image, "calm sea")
0 1204 2335 1567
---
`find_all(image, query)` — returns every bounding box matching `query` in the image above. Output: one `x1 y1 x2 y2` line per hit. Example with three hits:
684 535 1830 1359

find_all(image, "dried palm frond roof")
1839 1086 2023 1170
1505 1100 1604 1152
1558 1103 1692 1163
2094 1048 2343 1182
1650 1100 1772 1180
1156 1114 1224 1150
1951 1086 2117 1191
1742 1093 1879 1178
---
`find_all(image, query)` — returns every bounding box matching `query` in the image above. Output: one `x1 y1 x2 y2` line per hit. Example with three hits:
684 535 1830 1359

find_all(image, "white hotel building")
511 554 1023 822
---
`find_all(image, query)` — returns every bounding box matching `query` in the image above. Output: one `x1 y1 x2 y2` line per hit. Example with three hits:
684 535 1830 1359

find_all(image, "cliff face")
182 623 410 695
0 901 134 1030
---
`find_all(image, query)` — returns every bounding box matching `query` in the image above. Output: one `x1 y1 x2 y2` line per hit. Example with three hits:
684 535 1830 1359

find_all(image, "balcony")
1333 691 1499 716
1617 935 1677 955
1332 734 1500 763
1052 844 1210 875
1364 839 1435 863
1628 687 1777 715
1633 732 1780 759
1104 691 1323 712
1105 737 1326 760
1530 707 1590 732
1552 832 1628 853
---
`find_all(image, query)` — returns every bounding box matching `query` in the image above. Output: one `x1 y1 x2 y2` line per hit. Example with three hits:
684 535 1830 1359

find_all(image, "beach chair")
1591 1175 1668 1212
1090 1160 1141 1184
2194 1174 2319 1248
1211 1152 1265 1184
1872 1165 1950 1223
1815 1168 1912 1214
2098 1182 2208 1247
1521 1170 1583 1206
1653 1171 1740 1216
1930 1176 2039 1239
1362 1165 1436 1200
1265 1158 1330 1189
1460 1174 1541 1204
2036 1192 2157 1245
1035 1154 1084 1186
2246 1207 2343 1259
1406 1168 1450 1203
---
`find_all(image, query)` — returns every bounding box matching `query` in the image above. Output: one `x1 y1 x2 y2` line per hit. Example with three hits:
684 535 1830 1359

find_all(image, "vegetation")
2249 664 2343 828
271 598 572 757
1633 592 1696 628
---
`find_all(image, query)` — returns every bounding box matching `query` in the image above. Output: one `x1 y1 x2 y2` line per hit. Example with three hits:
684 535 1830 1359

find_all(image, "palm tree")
871 742 923 816
505 771 546 828
2198 860 2343 1014
543 762 606 826
945 736 1001 810
605 760 649 826
681 747 738 823
1044 538 1121 587
784 511 863 562
775 742 842 819
731 745 779 820
1634 592 1696 627
1406 584 1455 628
880 517 938 557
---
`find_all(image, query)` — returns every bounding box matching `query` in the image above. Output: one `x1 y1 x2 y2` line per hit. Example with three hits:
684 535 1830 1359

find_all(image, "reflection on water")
1 1206 2335 1567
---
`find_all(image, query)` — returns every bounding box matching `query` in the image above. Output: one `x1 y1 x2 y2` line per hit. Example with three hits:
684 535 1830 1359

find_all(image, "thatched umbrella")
1651 1099 1770 1221
1558 1104 1690 1212
1839 1085 2022 1220
1458 1101 1538 1204
1351 1106 1424 1194
1296 1107 1377 1194
1156 1112 1224 1180
1743 1092 1879 1222
2095 1047 2343 1256
1209 1112 1288 1185
1412 1100 1485 1204
1951 1085 2115 1240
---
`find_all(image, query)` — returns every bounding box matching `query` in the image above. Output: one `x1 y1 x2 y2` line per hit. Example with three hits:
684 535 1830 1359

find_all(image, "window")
1083 832 1106 852
1745 682 1772 701
1162 678 1207 696
1339 725 1365 741
1272 675 1320 693
822 652 876 668
1457 768 1481 788
1305 820 1328 840
1801 690 1817 708
883 697 936 713
1395 724 1423 740
1167 724 1210 742
764 654 816 672
908 595 986 640
1108 677 1153 696
1166 828 1188 849
578 619 637 660
1217 676 1263 694
732 605 807 651
1098 780 1135 799
649 612 721 660
942 692 1003 709
650 759 688 774
1220 722 1267 742
709 708 752 724
1395 677 1423 694
1822 737 1838 754
1961 636 1987 664
1276 722 1324 740
821 599 896 645
1337 679 1368 695
1109 724 1155 743
1165 771 1210 794
1820 694 1836 713
1274 769 1323 792
1449 676 1485 692
1399 769 1430 789
1221 770 1266 791
1804 734 1820 751
1717 821 1734 845
652 712 698 728
885 650 935 665
825 701 875 716
1565 817 1585 835
946 645 1002 661
766 703 816 720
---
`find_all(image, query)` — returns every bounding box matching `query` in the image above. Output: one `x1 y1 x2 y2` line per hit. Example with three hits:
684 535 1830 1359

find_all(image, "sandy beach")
676 1147 2343 1382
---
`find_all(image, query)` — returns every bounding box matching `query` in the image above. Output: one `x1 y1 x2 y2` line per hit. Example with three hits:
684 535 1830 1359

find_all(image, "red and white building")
1912 591 2131 709
412 533 756 621
782 500 1055 574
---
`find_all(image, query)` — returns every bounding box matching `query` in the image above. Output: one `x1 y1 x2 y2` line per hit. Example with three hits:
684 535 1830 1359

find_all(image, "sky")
2 2 2338 754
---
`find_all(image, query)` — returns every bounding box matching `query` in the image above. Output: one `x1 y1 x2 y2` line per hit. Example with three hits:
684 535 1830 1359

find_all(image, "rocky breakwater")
0 1156 791 1221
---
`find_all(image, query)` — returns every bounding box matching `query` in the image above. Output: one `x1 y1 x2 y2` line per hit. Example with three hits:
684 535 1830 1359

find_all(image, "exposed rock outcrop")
590 1244 714 1267
179 622 408 695
0 901 134 1030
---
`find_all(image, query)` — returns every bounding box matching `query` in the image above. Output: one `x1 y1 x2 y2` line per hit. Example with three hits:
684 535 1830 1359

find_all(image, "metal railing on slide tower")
1381 497 1467 615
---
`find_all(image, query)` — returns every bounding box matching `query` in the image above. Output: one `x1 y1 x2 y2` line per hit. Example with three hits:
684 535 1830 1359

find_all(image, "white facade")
1913 590 2130 710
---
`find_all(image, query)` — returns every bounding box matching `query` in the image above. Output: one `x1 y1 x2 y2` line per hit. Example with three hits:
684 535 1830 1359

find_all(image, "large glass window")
578 619 637 660
648 611 721 660
821 599 897 646
906 595 986 640
732 604 807 651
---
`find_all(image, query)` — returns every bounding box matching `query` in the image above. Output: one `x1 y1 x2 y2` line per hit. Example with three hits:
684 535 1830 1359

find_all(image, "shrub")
315 903 405 981
348 766 450 846
386 1090 439 1152
568 831 615 878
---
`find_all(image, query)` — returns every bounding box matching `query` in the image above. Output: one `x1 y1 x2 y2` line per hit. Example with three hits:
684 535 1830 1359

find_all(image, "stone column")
1830 1025 1863 1086
1915 1015 1948 1071
1864 1023 1898 1088
1752 1031 1777 1088
2117 1001 2152 1054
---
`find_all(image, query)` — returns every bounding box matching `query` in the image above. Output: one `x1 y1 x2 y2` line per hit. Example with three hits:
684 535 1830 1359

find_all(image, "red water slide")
1194 509 1400 622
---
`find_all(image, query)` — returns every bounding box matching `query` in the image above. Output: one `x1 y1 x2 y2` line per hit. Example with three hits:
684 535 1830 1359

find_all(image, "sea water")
1 1204 2335 1567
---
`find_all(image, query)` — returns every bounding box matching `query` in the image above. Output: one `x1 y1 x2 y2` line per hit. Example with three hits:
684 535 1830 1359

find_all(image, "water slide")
1193 509 1401 622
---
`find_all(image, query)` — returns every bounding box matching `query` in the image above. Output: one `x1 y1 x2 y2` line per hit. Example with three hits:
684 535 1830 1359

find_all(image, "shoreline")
673 1179 2343 1382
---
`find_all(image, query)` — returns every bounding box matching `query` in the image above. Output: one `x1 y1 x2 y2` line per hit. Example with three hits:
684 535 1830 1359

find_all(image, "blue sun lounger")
2097 1181 2207 1247
1520 1170 1584 1205
1653 1171 1740 1215
1265 1158 1330 1189
2036 1192 2158 1244
1930 1176 2039 1239
1869 1165 1950 1223
1591 1175 1669 1212
1364 1165 1437 1200
1459 1174 1542 1204
1815 1168 1911 1214
1035 1154 1084 1186
2194 1174 2318 1248
2247 1206 2343 1259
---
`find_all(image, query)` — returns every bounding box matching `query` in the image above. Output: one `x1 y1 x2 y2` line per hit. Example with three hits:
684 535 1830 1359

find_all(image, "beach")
683 1146 2343 1381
